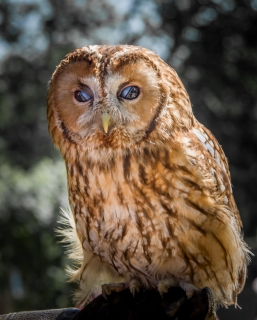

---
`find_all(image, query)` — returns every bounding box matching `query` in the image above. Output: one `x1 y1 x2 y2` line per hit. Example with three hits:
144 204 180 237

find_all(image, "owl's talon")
158 278 200 300
131 286 136 298
101 284 110 300
101 282 127 300
158 278 179 297
180 281 200 299
129 279 141 297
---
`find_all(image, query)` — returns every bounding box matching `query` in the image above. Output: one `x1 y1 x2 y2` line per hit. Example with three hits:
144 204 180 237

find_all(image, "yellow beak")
101 112 111 133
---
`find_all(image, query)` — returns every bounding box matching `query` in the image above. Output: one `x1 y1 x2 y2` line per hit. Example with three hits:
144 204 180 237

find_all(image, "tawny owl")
47 45 250 311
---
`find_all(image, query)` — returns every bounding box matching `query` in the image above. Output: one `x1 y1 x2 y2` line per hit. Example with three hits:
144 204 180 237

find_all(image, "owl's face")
47 45 192 151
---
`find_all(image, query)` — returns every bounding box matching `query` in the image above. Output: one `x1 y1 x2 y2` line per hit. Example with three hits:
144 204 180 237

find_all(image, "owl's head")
47 45 192 153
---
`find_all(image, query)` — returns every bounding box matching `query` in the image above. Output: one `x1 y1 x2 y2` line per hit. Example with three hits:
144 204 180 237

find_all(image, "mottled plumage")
47 45 250 309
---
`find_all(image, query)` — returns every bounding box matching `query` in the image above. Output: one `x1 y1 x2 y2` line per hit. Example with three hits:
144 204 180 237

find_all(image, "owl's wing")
188 122 242 232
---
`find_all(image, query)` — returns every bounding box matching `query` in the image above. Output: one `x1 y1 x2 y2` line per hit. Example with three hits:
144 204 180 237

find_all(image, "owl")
47 45 250 312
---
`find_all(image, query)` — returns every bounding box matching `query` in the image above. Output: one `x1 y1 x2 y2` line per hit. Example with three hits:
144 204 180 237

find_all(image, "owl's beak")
101 112 111 134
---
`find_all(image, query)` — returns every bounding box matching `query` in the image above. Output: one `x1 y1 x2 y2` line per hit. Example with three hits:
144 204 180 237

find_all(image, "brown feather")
47 45 251 308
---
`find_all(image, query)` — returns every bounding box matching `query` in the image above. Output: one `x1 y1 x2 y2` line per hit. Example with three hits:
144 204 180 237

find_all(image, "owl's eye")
74 90 93 102
119 86 140 100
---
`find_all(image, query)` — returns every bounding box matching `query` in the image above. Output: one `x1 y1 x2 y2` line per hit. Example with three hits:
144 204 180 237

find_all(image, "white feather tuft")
56 207 83 283
56 207 125 307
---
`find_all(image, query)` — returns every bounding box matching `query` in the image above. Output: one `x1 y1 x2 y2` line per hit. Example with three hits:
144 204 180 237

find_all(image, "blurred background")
0 0 257 318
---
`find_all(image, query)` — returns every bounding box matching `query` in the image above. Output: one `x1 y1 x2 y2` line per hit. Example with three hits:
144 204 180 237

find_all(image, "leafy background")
0 0 257 319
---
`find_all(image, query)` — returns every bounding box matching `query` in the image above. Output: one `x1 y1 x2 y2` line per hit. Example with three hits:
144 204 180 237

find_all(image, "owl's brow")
117 80 133 95
77 82 94 96
77 81 90 89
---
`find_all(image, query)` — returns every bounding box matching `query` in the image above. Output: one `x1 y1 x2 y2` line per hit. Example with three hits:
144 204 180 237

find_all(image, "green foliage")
0 159 71 312
0 158 68 224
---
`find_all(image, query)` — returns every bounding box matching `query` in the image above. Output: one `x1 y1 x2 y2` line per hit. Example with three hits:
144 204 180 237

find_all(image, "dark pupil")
75 90 91 102
76 92 84 101
125 86 139 99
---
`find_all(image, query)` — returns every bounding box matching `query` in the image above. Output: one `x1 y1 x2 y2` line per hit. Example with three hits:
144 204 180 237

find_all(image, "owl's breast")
66 146 206 279
66 143 247 300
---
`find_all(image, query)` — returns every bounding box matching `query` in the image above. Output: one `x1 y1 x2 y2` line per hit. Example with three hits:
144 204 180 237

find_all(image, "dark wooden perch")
0 287 215 320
